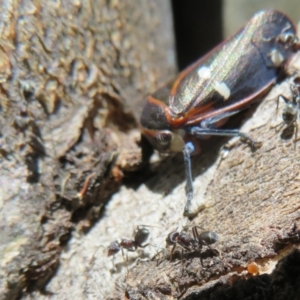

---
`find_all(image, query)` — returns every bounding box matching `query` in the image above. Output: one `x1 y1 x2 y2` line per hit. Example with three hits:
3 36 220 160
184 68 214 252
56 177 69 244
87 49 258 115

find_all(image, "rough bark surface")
2 1 300 299
22 51 300 299
0 1 175 299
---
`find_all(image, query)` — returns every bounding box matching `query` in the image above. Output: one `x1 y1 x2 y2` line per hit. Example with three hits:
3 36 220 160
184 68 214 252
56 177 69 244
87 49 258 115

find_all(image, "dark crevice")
171 0 223 70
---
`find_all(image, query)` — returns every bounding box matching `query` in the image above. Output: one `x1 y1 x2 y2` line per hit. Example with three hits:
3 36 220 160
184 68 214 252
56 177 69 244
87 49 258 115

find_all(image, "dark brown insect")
107 226 150 269
140 10 300 216
166 226 219 265
278 76 300 141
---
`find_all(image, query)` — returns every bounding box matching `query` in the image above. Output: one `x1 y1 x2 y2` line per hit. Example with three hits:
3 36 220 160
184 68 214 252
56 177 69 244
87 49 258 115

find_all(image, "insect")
278 76 300 141
140 10 300 216
107 225 150 269
166 226 219 265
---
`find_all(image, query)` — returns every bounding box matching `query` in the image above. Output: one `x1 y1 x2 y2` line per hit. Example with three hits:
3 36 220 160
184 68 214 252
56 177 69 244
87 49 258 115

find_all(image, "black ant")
277 76 300 143
107 225 150 270
166 226 219 266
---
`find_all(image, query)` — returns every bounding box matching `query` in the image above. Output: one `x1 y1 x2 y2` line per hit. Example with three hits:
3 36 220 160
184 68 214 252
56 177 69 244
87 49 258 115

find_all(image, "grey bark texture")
0 1 175 299
1 1 300 300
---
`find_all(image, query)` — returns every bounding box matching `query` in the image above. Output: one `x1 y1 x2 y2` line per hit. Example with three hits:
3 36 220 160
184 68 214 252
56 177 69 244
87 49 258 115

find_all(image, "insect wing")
169 10 297 121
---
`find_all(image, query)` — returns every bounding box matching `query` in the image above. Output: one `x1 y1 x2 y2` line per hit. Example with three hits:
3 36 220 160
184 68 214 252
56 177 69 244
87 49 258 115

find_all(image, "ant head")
166 228 179 245
293 76 300 87
107 240 120 256
134 226 150 245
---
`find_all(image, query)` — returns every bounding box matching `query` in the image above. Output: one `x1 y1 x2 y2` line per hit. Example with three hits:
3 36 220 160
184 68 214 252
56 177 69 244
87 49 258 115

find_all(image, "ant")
277 76 300 143
107 225 150 270
166 226 219 266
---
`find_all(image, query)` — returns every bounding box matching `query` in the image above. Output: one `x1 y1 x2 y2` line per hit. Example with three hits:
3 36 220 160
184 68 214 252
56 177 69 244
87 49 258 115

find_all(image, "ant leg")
120 247 129 273
150 244 167 259
199 256 206 269
294 120 298 149
192 225 206 231
170 243 177 261
89 245 105 266
192 226 199 240
121 247 126 262
180 249 187 277
112 255 117 272
152 246 168 266
276 94 288 118
125 252 130 273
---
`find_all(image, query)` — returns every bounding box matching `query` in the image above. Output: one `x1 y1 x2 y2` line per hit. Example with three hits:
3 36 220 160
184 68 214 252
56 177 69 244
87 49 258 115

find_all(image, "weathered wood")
2 1 300 299
0 1 175 299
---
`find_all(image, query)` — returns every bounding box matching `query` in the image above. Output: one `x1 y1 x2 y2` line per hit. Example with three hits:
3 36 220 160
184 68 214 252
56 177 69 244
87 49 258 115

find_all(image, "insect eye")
157 131 172 145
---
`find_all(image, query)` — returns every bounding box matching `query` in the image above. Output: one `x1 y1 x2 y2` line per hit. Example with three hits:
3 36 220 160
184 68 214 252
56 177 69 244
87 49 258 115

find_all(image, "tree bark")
2 1 300 300
0 1 175 299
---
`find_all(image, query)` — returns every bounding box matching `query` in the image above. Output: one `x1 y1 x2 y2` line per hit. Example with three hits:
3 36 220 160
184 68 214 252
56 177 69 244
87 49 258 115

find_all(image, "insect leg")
121 248 130 273
170 242 177 261
121 247 126 262
191 226 202 250
112 254 117 272
190 110 261 148
180 248 185 276
191 127 260 148
183 142 195 216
